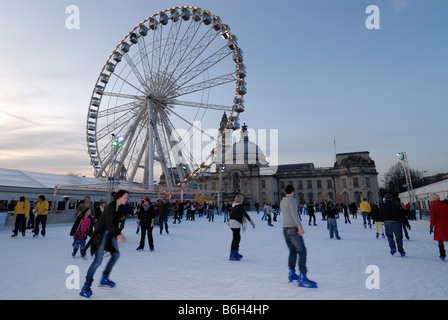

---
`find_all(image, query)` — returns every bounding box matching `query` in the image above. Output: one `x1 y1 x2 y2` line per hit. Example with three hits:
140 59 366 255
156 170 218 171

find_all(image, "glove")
136 227 140 234
249 220 255 229
430 228 433 234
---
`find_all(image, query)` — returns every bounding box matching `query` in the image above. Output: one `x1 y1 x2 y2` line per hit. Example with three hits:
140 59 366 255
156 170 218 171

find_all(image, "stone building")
192 118 380 206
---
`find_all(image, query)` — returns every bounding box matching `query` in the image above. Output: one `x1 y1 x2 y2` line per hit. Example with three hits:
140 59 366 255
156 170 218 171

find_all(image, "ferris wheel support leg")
144 97 155 187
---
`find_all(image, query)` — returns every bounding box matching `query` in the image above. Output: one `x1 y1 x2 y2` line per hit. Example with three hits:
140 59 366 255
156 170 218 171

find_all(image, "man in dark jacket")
379 194 406 256
159 198 170 234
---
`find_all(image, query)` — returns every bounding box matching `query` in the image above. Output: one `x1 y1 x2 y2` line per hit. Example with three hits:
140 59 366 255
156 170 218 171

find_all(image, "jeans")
327 218 340 239
283 228 307 276
86 231 120 282
384 221 404 254
362 212 371 227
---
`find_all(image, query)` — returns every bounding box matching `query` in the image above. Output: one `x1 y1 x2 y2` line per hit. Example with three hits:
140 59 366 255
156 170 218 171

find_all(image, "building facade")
193 121 380 206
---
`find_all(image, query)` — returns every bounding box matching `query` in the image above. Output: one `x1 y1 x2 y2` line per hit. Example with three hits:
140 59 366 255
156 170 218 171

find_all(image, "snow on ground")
1 211 447 300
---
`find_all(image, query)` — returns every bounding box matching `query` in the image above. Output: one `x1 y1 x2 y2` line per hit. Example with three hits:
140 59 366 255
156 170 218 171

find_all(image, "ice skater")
379 194 406 257
228 194 255 261
136 197 155 251
281 185 317 288
80 190 129 298
429 194 448 261
326 202 341 240
11 196 30 237
70 208 94 258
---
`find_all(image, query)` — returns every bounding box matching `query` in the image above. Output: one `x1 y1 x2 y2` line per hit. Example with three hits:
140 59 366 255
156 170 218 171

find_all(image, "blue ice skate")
79 281 93 298
99 274 116 288
298 273 317 288
288 268 299 283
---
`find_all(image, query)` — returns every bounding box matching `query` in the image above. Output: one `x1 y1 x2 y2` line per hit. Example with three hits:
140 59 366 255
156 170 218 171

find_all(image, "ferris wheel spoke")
166 106 217 142
123 53 150 92
163 27 220 95
110 72 147 95
167 73 236 99
163 98 232 112
163 115 200 177
137 36 152 84
156 21 199 95
162 44 232 98
171 25 219 80
158 18 202 89
102 91 145 101
97 101 141 118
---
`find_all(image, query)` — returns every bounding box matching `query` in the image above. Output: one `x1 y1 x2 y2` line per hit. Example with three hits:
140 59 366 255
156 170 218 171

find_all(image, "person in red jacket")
429 194 448 261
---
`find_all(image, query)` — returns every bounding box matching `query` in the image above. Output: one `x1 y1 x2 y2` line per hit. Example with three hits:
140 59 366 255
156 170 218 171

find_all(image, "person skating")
379 194 406 257
360 198 372 228
281 185 317 288
11 196 30 237
308 202 317 226
370 201 384 239
136 197 155 251
70 208 94 258
34 195 49 237
429 194 448 261
228 194 254 261
326 201 341 240
79 190 129 298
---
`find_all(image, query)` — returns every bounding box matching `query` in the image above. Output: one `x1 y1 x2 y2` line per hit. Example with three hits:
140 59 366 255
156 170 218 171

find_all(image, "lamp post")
110 134 125 193
396 152 415 204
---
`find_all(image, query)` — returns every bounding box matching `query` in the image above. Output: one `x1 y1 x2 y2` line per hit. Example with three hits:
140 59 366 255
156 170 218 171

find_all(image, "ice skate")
79 280 93 298
298 273 317 288
288 268 299 283
99 274 116 288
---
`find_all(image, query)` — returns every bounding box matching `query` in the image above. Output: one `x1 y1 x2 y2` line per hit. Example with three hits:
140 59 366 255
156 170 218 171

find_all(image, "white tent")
399 178 448 210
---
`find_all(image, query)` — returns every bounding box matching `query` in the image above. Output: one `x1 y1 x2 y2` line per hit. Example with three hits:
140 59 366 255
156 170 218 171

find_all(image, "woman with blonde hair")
228 194 255 261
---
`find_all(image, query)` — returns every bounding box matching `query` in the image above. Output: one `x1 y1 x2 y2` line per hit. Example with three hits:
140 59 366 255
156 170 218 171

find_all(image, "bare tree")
382 162 423 197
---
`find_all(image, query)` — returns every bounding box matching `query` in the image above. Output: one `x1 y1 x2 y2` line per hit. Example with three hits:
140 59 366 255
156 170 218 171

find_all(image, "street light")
396 151 415 204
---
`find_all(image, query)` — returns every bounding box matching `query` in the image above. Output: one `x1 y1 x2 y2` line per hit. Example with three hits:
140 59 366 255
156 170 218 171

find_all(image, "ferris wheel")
86 6 246 188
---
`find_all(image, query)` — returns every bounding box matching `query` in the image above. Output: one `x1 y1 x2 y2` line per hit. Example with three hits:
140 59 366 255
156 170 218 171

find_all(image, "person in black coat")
159 198 170 234
379 194 406 256
136 197 156 251
228 194 255 261
80 190 129 298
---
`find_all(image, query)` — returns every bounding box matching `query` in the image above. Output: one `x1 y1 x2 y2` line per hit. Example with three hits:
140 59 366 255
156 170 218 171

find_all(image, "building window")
280 181 285 190
261 180 266 189
327 180 333 189
232 173 240 189
366 178 371 187
307 180 313 189
342 179 347 188
297 180 303 190
353 178 359 188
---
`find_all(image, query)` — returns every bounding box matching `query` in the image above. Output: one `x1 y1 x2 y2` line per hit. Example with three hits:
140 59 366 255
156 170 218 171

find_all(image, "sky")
0 0 447 186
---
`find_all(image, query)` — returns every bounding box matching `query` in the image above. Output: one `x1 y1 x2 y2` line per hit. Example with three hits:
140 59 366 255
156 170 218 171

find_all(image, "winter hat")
144 197 151 202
